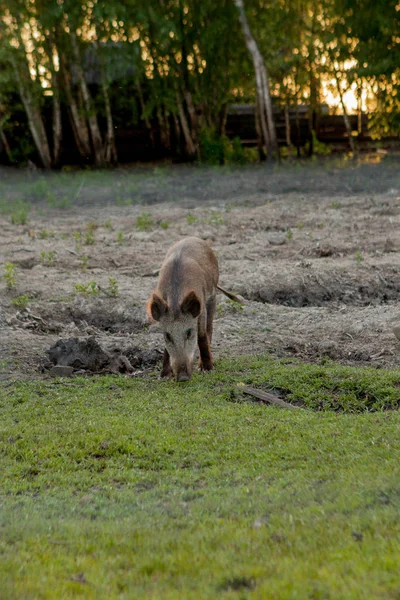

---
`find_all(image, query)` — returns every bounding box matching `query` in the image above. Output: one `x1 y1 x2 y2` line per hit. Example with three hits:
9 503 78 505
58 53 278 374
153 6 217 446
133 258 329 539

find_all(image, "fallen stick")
238 385 300 409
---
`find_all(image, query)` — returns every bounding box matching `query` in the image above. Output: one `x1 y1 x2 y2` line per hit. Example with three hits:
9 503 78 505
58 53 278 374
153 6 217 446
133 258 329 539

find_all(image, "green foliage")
79 254 89 271
84 231 95 245
186 212 198 225
116 231 125 244
0 356 400 598
40 251 56 266
106 277 119 297
199 128 229 165
11 295 31 310
199 129 259 166
160 220 169 230
355 251 364 264
10 207 29 225
74 280 100 296
136 212 154 231
304 131 331 156
3 262 17 290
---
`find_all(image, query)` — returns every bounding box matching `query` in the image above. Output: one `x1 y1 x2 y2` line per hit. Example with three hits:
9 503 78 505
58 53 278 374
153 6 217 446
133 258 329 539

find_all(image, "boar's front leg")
161 348 173 378
198 310 213 372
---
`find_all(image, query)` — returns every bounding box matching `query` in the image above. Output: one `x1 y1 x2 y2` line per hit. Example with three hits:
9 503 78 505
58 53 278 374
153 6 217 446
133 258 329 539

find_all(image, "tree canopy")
0 0 398 166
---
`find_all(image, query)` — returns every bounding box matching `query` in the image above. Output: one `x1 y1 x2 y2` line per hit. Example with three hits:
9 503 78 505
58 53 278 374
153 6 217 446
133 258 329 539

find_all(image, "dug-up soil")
1 159 400 380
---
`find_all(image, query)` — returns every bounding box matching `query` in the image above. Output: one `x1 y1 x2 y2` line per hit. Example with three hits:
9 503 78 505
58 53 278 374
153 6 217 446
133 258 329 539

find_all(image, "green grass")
1 355 400 599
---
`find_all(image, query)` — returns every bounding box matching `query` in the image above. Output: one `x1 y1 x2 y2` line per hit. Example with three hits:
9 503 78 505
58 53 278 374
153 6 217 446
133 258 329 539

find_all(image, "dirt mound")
232 264 400 307
44 336 161 375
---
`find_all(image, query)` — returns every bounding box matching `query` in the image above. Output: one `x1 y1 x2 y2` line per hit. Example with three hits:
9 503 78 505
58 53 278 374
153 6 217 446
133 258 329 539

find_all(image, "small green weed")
12 295 32 310
79 255 89 271
3 262 17 289
136 212 154 231
10 207 29 225
74 281 99 296
106 277 119 297
330 201 341 209
286 228 293 240
186 213 198 225
160 221 169 230
355 251 364 264
40 251 56 266
84 231 95 245
208 211 224 226
104 219 113 231
86 221 98 233
116 231 125 244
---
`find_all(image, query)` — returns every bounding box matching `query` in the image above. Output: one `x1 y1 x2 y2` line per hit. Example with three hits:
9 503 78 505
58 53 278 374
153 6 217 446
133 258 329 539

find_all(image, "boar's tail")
217 285 245 305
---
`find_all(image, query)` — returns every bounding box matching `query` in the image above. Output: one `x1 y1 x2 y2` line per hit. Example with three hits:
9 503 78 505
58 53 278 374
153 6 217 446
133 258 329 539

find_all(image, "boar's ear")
180 290 201 318
147 293 168 322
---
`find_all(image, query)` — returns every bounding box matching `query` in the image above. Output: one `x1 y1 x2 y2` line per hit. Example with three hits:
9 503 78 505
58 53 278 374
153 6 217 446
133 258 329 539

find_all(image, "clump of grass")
116 196 132 206
79 255 89 271
74 280 99 296
84 231 95 245
12 295 32 310
104 219 113 231
160 221 169 230
3 262 17 289
86 221 98 233
330 200 341 209
136 212 154 231
116 231 125 244
10 207 29 225
286 228 293 240
186 212 198 225
40 251 56 267
208 211 224 226
106 277 119 297
355 251 364 264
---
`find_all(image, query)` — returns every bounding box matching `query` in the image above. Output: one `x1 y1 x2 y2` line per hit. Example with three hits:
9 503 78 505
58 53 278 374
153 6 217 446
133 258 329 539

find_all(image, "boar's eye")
185 328 193 340
165 332 173 344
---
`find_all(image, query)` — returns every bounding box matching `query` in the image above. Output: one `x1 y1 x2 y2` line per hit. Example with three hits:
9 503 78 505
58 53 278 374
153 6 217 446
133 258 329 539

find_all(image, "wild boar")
147 237 219 382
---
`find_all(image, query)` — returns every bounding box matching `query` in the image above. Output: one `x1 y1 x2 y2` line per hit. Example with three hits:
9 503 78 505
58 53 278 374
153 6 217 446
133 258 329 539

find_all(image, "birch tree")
233 0 278 160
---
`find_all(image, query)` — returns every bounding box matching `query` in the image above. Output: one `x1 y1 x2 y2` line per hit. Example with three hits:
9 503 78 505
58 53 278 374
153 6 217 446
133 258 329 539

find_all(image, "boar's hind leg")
206 295 216 342
161 349 173 378
198 310 214 372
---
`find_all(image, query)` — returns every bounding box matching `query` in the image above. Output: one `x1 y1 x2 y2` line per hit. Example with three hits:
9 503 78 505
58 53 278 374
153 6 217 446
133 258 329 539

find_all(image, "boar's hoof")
176 372 190 382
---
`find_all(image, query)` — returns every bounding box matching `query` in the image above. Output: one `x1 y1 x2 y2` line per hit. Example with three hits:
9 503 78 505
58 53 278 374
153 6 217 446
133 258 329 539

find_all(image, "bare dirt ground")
1 156 400 380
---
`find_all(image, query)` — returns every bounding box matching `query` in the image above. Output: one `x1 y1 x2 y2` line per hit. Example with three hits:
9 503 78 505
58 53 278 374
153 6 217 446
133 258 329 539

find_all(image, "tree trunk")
136 79 154 146
234 0 278 160
334 70 356 154
10 54 52 168
99 59 117 164
0 124 13 163
357 79 363 134
285 103 291 148
176 92 196 157
255 95 265 161
61 55 92 160
70 33 104 166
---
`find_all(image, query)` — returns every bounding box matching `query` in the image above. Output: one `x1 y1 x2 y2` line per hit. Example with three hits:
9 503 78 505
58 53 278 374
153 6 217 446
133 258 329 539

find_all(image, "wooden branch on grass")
238 385 300 409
